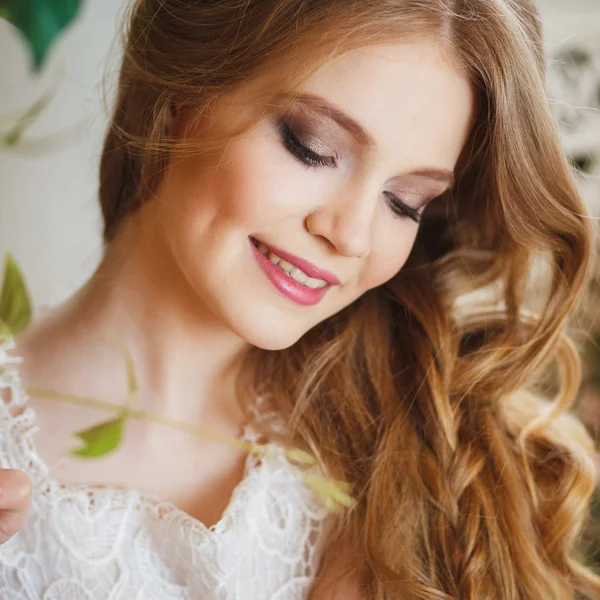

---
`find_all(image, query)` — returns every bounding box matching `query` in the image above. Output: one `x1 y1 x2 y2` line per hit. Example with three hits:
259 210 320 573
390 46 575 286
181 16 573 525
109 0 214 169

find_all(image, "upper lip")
251 237 342 285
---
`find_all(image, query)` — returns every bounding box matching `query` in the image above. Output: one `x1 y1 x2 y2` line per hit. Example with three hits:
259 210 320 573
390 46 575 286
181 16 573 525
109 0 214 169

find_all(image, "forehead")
295 40 476 173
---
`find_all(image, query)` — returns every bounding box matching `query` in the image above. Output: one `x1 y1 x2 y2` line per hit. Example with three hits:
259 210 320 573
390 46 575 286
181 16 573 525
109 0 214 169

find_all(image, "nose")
304 183 376 259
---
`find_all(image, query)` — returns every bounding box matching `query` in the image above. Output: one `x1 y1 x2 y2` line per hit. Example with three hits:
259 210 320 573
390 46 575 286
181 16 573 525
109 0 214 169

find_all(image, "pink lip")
249 237 335 307
250 237 341 285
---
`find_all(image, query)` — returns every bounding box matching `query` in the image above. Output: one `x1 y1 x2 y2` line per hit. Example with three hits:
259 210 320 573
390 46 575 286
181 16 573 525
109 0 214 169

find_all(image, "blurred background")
0 0 599 307
1 0 600 560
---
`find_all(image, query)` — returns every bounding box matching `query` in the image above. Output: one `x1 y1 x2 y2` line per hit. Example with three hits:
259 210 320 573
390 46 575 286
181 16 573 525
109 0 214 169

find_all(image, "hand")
0 463 32 544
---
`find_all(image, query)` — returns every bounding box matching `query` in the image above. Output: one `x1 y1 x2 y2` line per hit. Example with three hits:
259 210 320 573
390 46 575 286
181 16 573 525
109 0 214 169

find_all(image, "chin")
221 301 308 350
231 319 306 351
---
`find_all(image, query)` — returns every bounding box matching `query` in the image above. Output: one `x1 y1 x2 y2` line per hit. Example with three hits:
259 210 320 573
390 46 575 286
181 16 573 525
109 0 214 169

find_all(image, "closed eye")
278 119 337 168
277 118 422 224
383 191 422 223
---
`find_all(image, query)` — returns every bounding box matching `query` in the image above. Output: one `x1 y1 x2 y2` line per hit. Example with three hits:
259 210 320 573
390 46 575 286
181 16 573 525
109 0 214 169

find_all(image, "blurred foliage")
0 254 32 337
0 0 83 146
70 415 127 458
2 88 55 147
0 0 82 71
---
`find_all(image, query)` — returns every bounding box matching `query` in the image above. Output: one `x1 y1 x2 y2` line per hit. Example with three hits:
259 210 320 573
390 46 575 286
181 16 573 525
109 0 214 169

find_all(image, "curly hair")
98 0 600 597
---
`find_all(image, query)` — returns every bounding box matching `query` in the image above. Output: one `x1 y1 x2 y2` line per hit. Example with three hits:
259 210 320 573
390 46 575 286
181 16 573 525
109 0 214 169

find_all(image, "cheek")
166 128 297 232
359 232 416 290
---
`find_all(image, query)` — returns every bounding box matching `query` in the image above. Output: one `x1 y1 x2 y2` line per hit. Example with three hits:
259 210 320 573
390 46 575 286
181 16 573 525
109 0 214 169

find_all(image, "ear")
165 102 199 140
163 102 178 138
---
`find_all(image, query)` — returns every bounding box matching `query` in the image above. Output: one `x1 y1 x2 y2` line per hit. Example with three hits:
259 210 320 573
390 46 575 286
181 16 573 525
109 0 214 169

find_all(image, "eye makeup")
274 113 435 224
277 118 337 168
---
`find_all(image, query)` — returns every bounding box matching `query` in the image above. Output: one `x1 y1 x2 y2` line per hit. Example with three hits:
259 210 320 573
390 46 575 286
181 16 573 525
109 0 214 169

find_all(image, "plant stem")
23 384 353 510
25 385 259 456
2 91 54 147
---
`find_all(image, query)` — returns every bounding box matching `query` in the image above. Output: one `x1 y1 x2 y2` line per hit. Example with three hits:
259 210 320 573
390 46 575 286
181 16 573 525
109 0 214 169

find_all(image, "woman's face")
146 40 475 350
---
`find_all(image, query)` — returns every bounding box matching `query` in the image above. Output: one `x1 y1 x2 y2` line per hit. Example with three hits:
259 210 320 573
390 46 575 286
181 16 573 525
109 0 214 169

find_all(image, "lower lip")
249 237 332 306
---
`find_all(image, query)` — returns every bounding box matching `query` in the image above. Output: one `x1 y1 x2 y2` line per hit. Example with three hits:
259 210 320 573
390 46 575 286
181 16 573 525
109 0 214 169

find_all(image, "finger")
0 469 32 511
0 469 32 543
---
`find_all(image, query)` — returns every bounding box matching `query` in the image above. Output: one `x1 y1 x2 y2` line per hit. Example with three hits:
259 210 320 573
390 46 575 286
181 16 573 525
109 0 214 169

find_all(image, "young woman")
1 0 599 598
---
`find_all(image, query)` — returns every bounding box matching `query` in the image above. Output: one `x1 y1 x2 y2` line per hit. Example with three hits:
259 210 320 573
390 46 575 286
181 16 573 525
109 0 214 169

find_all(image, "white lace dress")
0 338 333 599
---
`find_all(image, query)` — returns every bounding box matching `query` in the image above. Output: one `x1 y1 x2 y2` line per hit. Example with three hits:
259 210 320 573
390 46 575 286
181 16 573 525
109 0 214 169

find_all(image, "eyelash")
277 118 422 224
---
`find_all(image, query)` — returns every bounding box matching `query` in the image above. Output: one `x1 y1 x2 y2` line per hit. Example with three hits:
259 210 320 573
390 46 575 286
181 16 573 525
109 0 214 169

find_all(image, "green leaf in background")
0 0 82 71
0 319 12 341
0 254 33 335
2 88 55 147
69 415 127 458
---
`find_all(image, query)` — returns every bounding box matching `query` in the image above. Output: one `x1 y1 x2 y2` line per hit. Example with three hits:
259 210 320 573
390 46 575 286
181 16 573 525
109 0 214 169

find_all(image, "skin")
3 40 475 549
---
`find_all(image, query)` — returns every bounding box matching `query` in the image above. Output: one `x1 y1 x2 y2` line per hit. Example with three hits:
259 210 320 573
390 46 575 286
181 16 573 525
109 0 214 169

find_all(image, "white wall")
539 0 600 47
0 0 127 308
0 0 599 309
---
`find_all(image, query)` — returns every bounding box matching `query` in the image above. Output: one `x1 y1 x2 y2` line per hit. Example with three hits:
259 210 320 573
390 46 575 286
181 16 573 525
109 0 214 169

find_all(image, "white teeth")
277 257 293 272
256 241 328 288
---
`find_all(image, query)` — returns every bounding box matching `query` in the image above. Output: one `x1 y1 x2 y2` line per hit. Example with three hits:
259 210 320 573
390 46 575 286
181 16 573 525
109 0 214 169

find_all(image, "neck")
16 212 253 433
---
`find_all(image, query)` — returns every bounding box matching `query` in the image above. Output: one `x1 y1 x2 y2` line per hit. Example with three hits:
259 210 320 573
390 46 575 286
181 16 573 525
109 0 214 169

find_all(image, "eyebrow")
287 92 456 186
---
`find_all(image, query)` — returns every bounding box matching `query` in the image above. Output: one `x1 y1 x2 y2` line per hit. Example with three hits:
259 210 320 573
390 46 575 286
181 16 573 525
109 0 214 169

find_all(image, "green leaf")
2 88 55 147
0 319 12 343
0 254 33 335
69 415 126 458
2 0 82 71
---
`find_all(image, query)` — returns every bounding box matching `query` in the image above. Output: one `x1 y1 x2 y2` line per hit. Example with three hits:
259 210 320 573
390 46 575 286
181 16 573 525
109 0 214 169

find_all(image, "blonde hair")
99 0 600 597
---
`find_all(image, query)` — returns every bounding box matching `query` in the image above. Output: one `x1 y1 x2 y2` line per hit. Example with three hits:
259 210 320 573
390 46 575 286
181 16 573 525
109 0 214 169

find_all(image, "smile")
249 236 338 307
252 239 328 288
249 236 341 285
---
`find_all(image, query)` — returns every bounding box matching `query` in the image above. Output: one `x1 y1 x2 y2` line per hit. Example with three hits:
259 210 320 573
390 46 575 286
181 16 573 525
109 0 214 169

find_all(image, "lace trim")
0 338 50 487
0 336 335 600
0 336 295 536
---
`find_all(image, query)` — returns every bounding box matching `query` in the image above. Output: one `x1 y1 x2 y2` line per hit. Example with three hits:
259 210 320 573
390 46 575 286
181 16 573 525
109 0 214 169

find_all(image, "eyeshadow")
287 110 341 156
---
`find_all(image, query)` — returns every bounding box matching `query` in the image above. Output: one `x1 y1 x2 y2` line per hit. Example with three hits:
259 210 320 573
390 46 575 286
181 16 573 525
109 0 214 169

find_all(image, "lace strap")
0 336 49 483
0 337 26 409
